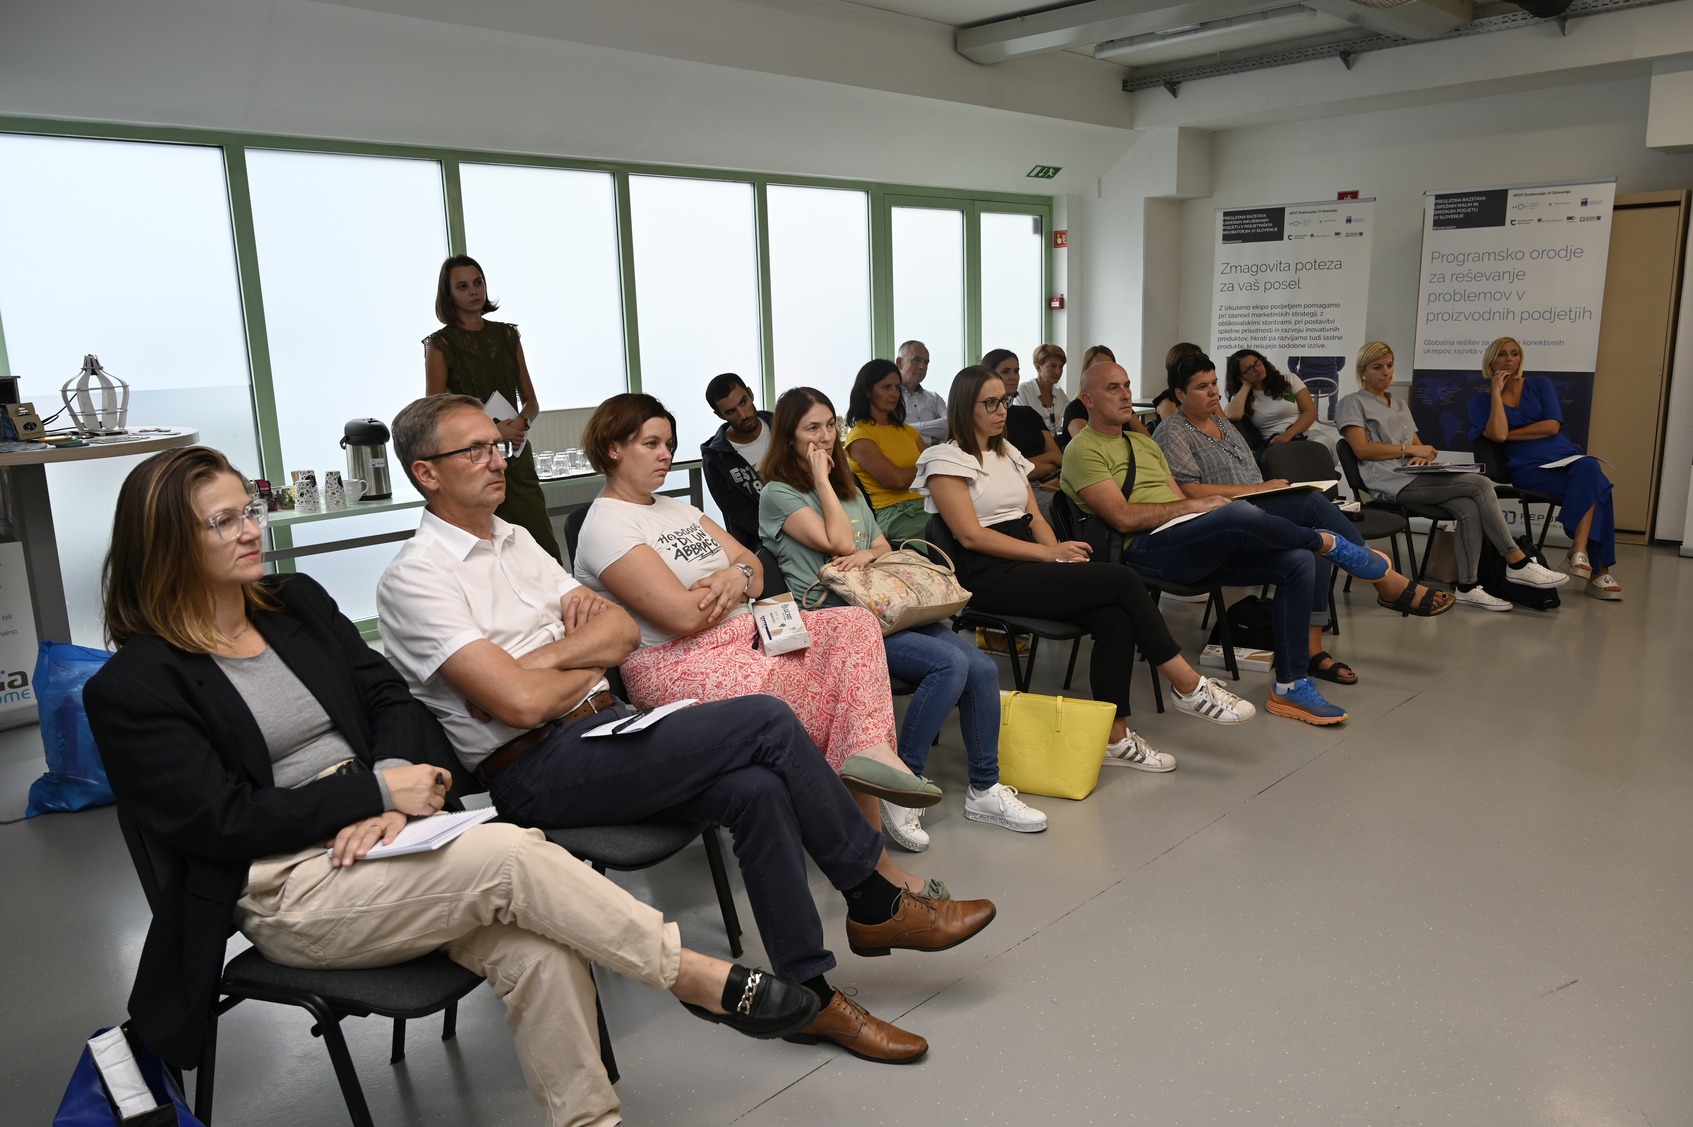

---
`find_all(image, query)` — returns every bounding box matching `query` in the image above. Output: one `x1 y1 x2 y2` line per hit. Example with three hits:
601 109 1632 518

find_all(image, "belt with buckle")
477 689 618 783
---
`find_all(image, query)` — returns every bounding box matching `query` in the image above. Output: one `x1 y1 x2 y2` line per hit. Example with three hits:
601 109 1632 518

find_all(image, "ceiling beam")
956 0 1285 62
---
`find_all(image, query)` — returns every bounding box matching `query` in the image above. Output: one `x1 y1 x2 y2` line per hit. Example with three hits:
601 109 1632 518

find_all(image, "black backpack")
1478 533 1561 611
1208 594 1276 650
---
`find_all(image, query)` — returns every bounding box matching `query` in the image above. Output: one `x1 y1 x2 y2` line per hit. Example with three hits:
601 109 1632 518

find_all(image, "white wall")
0 0 1136 197
1079 73 1693 393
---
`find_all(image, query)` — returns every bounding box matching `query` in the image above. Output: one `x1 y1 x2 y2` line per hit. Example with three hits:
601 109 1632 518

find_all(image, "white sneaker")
1455 586 1513 612
1171 677 1256 725
1506 557 1570 589
879 800 929 852
963 784 1048 833
1103 731 1177 772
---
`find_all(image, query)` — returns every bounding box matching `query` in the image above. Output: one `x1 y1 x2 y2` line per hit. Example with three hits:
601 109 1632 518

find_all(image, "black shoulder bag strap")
1076 431 1137 560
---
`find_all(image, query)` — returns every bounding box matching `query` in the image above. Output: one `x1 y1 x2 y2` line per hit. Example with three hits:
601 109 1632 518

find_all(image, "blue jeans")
1247 491 1364 621
1122 500 1322 683
883 621 1000 789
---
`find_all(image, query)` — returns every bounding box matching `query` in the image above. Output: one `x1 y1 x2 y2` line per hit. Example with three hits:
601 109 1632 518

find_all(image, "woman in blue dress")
1466 336 1621 601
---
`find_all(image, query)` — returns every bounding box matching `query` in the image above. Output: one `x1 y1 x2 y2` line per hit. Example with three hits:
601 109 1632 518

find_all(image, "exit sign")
1027 165 1062 179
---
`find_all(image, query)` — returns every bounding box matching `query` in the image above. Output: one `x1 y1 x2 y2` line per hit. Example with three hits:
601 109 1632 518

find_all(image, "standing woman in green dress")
424 254 564 561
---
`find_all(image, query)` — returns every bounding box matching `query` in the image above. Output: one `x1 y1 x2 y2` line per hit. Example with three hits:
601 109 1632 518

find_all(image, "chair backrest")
923 513 964 560
1471 434 1511 484
1335 439 1372 501
116 805 179 921
1047 487 1082 542
563 504 591 564
1259 438 1337 485
1229 416 1268 453
754 546 789 601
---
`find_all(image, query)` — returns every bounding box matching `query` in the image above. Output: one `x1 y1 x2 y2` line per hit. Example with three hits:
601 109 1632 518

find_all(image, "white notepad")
337 806 499 860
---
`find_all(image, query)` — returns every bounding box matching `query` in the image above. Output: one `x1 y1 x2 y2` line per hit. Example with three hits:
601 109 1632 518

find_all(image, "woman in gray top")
1335 342 1567 612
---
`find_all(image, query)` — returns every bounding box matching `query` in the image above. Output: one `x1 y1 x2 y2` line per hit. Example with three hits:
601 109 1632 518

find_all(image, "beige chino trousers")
236 822 680 1127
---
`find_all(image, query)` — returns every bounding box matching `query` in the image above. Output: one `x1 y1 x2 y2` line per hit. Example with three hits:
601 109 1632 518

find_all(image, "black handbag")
1478 533 1561 611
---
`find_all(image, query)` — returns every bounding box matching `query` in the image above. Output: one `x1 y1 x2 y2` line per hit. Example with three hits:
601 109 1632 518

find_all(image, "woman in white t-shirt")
574 394 956 891
1224 349 1317 445
917 368 1254 773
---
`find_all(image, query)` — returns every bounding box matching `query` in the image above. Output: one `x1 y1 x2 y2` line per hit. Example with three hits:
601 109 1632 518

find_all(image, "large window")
0 121 1050 635
460 164 626 410
245 149 448 620
628 176 763 455
980 211 1048 373
767 185 872 403
0 134 256 646
891 205 967 383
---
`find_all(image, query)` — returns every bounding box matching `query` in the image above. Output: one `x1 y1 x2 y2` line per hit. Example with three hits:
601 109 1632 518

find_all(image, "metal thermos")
339 418 393 501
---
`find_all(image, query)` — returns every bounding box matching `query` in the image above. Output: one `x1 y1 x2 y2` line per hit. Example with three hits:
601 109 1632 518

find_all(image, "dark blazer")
84 573 463 1068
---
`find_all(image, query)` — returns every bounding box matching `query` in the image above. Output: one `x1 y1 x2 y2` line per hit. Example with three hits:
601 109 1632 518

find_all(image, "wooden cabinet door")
1590 191 1688 538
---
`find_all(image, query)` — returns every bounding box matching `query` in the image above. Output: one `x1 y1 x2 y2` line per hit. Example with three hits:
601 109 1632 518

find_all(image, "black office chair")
1258 439 1338 487
117 808 492 1126
922 514 1087 696
1256 440 1343 633
1472 434 1560 550
1336 441 1445 585
1046 490 1237 685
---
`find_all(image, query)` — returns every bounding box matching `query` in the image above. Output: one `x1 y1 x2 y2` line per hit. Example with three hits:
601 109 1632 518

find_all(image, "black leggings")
955 550 1181 718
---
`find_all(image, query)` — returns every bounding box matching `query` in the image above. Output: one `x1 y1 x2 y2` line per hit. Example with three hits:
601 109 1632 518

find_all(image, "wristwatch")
733 563 755 593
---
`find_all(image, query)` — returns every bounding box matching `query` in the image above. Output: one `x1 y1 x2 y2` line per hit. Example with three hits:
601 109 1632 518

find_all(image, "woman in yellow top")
843 358 929 544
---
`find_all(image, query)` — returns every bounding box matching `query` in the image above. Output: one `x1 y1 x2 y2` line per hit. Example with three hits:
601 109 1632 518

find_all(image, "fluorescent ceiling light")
1094 5 1319 60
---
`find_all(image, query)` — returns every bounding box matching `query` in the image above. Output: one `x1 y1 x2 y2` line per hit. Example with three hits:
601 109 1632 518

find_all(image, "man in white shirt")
377 393 995 1064
897 340 949 443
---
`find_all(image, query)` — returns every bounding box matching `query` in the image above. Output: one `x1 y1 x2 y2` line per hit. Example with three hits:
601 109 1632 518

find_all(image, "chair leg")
441 1001 459 1043
596 979 619 1086
1326 566 1340 636
1415 524 1437 585
1062 638 1081 691
389 1016 407 1065
1148 651 1165 714
1211 589 1239 680
316 1013 377 1127
195 1010 221 1125
701 826 743 958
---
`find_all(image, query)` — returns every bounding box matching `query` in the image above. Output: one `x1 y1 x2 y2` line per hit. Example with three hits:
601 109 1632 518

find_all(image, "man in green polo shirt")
1060 362 1388 726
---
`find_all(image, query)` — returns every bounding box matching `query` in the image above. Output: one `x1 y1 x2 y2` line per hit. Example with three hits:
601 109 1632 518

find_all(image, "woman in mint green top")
758 387 1046 849
424 255 563 561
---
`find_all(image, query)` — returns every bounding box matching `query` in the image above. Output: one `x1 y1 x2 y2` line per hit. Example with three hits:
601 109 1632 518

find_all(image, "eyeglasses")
421 440 515 465
204 500 268 540
977 397 1010 413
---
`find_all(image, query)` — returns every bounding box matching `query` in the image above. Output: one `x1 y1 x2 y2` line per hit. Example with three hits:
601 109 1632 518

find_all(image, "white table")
0 427 199 644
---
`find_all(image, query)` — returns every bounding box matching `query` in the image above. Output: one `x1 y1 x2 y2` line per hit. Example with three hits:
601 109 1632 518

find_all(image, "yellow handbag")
996 691 1116 800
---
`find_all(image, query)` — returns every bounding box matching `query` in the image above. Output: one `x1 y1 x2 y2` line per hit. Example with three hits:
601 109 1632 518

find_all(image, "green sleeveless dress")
423 321 563 561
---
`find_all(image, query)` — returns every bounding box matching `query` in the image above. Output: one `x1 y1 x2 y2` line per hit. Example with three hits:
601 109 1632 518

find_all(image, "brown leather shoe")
845 889 996 957
783 991 928 1063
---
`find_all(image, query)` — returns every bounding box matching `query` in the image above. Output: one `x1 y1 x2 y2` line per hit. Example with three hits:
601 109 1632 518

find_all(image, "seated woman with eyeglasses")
758 386 1048 852
916 367 1256 773
572 393 979 900
83 446 820 1127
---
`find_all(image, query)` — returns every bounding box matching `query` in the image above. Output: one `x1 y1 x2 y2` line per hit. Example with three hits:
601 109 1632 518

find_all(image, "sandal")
1562 551 1593 580
1376 581 1454 618
1307 651 1357 685
1586 573 1623 602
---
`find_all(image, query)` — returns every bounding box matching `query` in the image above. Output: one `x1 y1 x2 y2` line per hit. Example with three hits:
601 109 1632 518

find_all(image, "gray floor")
3 543 1690 1126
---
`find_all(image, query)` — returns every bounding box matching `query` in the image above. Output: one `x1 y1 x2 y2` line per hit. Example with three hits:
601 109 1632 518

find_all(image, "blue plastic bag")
53 1026 205 1126
26 641 115 817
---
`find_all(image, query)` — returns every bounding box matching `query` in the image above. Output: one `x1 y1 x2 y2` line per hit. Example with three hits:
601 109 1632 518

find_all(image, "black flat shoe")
680 965 821 1040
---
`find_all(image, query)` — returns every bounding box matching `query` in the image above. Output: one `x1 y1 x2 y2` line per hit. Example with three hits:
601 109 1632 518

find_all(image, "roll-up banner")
1411 179 1614 450
1212 198 1374 414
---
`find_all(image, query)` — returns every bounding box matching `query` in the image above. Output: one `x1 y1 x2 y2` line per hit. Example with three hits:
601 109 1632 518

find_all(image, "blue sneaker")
1267 678 1348 726
1320 536 1388 582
